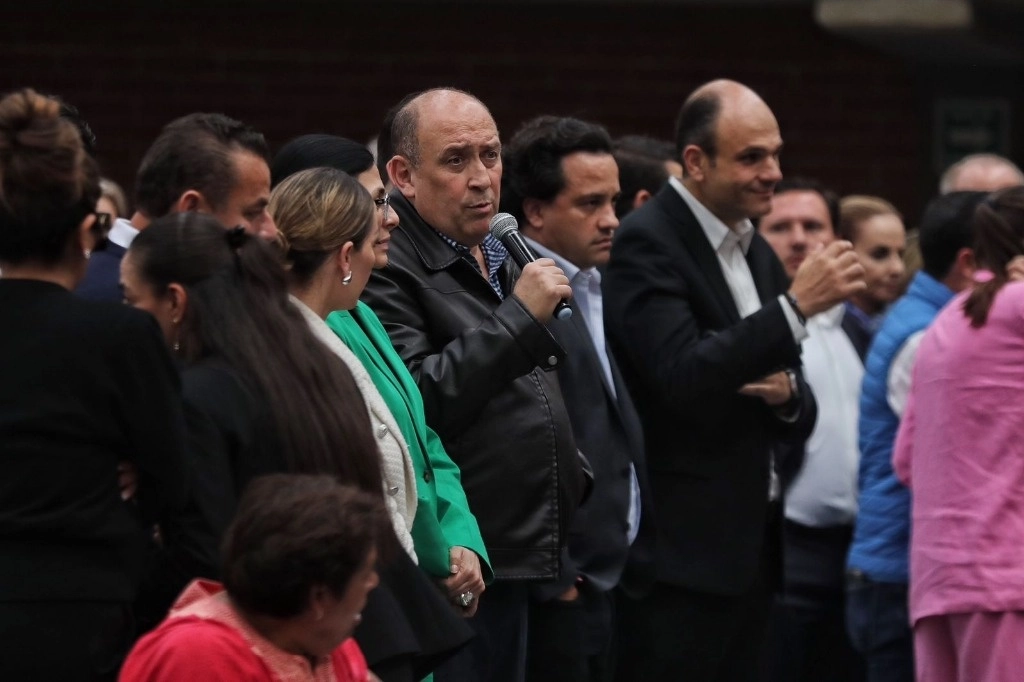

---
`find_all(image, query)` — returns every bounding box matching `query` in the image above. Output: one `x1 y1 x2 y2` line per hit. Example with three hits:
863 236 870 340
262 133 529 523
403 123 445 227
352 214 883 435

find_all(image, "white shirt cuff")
779 294 809 343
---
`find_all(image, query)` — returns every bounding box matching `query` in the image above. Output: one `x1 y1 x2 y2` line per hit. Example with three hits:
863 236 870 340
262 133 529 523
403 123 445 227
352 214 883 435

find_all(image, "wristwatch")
783 292 807 326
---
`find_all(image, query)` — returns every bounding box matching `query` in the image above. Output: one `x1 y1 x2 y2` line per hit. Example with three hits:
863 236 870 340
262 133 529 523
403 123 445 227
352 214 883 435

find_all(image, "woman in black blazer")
0 90 187 680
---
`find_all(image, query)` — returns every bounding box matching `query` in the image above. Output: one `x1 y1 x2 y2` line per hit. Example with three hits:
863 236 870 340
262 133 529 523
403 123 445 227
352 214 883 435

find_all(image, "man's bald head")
675 80 775 175
940 153 1024 194
386 87 502 245
391 87 492 167
675 80 783 225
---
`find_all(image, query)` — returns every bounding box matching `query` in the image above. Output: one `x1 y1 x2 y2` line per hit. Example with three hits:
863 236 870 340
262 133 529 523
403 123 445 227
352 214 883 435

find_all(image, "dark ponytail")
963 187 1024 328
128 213 384 497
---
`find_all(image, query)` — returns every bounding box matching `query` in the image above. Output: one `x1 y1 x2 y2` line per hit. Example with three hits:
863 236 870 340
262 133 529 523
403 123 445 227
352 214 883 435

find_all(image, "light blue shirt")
526 237 642 544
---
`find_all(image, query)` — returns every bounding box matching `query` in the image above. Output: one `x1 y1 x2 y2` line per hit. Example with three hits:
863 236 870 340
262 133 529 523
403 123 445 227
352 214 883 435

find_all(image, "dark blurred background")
4 0 1023 221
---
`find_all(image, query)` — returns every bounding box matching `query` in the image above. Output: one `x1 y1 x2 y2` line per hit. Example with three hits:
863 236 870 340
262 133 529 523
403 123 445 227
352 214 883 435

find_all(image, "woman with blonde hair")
270 161 482 680
838 195 907 357
98 177 128 219
271 135 490 606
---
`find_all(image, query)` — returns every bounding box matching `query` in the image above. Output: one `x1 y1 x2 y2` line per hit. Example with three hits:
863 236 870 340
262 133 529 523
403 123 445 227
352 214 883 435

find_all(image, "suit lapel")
568 301 618 402
746 239 777 306
607 349 645 457
656 186 741 324
566 300 644 455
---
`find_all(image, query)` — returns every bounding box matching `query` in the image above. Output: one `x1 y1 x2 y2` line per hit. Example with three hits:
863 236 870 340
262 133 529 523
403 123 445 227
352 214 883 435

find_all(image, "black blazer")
603 184 816 596
0 279 187 603
534 298 654 599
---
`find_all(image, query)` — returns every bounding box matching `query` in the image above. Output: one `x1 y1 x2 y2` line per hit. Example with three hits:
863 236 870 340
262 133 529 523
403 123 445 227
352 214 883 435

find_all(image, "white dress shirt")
526 237 642 545
785 305 863 526
670 178 809 501
670 177 808 343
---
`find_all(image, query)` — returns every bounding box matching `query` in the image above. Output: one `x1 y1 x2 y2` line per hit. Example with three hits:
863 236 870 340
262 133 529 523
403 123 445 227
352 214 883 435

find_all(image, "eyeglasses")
374 193 390 221
90 211 112 252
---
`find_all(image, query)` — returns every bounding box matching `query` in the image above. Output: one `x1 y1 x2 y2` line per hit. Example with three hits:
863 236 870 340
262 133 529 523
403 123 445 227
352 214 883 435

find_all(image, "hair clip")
225 225 248 249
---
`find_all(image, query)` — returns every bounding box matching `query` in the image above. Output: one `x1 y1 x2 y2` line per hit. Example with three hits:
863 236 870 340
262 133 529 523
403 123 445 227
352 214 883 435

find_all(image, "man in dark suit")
76 113 278 301
757 177 866 682
603 79 866 681
500 115 651 682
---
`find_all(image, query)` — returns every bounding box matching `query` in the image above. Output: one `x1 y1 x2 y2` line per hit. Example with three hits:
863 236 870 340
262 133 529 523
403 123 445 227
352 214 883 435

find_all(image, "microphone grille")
489 212 519 240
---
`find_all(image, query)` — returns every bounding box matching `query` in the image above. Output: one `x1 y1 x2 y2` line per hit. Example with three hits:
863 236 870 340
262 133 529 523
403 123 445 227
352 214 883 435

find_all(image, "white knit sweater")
291 296 419 562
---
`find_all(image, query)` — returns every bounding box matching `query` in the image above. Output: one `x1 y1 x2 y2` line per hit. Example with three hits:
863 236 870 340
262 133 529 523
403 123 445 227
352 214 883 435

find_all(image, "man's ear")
632 189 653 210
682 144 707 182
174 190 211 215
522 198 545 231
388 156 415 200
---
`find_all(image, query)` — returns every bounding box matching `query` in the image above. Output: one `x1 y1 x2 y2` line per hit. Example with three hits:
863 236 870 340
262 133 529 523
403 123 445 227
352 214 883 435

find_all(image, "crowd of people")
1 78 1023 682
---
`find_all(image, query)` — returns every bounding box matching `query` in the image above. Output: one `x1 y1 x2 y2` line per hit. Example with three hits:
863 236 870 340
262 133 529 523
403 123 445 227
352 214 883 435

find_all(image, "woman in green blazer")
270 135 491 614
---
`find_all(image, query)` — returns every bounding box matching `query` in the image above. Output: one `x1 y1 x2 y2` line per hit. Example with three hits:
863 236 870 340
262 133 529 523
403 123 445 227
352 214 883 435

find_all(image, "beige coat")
292 296 419 562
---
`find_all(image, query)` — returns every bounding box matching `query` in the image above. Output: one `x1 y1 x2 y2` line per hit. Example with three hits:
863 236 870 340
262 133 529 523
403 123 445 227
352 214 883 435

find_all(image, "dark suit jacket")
603 184 816 597
533 297 655 600
75 242 127 302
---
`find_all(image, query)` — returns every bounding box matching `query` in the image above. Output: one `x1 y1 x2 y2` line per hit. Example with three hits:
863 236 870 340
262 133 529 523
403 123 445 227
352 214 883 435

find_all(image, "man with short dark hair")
846 191 985 682
362 88 586 682
604 79 864 680
76 113 277 301
501 115 650 682
757 177 865 682
610 135 682 218
757 177 840 280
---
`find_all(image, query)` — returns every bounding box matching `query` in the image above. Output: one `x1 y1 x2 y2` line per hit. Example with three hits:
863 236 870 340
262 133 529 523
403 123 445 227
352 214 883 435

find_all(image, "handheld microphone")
489 212 573 320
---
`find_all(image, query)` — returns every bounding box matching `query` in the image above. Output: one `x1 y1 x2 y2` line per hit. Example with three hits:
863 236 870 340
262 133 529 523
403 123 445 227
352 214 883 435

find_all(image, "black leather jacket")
362 194 585 581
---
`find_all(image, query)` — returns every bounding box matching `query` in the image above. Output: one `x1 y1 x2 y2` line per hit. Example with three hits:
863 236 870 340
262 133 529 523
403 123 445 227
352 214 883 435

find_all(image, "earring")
342 271 353 286
172 319 180 354
83 249 91 260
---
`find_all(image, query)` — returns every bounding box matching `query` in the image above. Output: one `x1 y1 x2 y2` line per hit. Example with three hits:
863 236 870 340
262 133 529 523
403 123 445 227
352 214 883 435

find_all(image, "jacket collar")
669 177 755 255
390 192 518 300
652 183 742 323
907 270 955 310
390 192 465 272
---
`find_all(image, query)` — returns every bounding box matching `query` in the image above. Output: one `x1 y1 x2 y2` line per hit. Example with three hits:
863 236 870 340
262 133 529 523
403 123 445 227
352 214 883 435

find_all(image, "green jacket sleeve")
423 422 492 582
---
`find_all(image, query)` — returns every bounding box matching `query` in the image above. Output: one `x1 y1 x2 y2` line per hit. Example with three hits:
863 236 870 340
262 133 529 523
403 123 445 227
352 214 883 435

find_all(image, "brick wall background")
3 2 1021 222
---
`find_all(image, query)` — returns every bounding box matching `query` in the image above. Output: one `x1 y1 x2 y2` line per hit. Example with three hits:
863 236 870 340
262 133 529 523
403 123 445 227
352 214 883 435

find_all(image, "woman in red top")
121 474 385 682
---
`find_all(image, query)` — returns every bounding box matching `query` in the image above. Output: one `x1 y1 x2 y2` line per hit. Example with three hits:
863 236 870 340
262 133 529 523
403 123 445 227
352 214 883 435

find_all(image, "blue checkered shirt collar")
431 229 509 299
